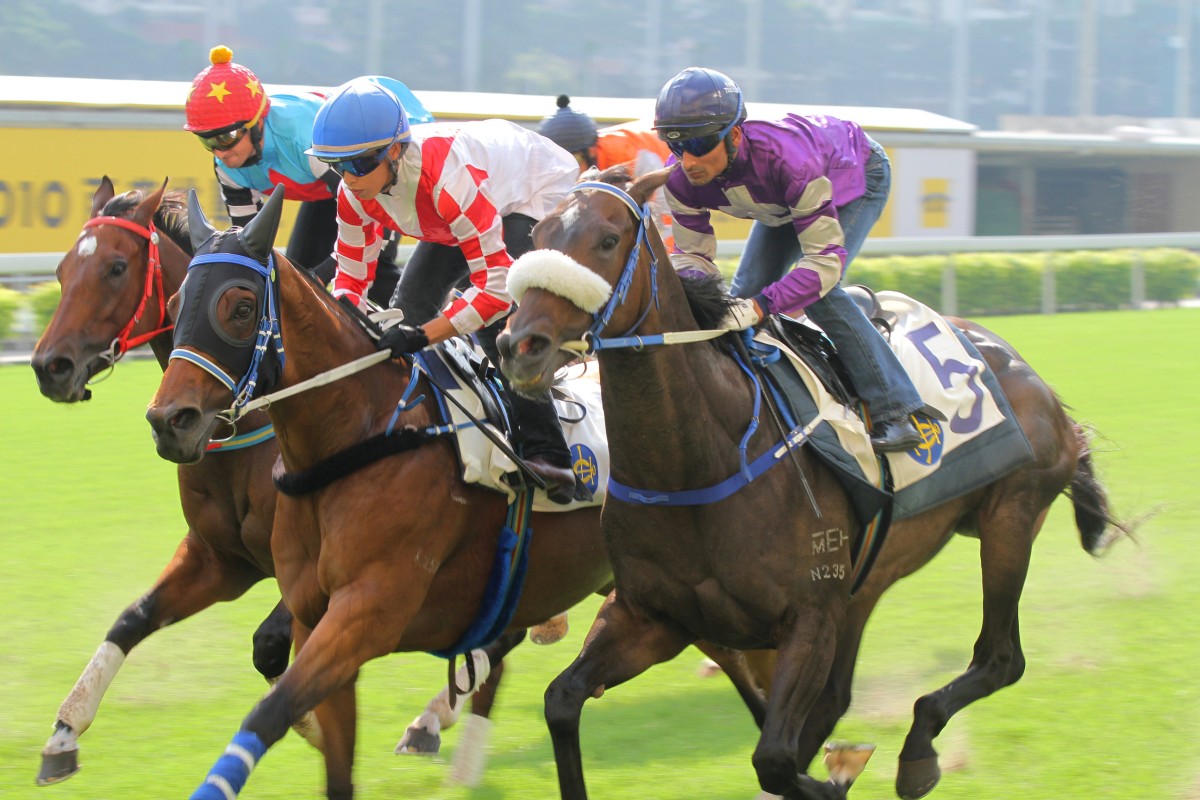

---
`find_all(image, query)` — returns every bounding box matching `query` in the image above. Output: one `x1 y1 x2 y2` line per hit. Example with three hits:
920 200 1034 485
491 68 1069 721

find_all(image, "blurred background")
2 0 1197 130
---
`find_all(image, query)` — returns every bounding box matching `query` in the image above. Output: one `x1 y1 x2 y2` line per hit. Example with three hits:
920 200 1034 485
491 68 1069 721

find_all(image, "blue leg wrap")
189 730 268 800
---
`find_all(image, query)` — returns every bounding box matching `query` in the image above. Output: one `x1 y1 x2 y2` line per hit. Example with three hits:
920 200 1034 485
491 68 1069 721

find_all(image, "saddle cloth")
756 291 1033 520
424 339 608 513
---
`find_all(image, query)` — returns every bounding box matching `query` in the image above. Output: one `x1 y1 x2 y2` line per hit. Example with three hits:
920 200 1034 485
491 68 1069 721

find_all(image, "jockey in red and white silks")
330 119 579 333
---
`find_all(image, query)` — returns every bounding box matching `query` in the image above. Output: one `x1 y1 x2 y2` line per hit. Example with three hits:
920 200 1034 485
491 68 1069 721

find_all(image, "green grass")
1 308 1197 799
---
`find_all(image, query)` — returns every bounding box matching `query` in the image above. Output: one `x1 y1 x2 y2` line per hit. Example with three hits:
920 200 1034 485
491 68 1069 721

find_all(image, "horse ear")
90 177 116 218
187 188 218 252
628 166 673 207
238 186 284 262
132 178 168 228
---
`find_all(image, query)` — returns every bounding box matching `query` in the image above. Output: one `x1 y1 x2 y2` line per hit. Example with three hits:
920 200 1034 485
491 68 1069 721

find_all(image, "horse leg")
753 608 846 800
187 584 414 800
693 643 770 728
251 599 293 680
450 629 529 786
545 593 694 800
38 540 258 786
895 506 1044 800
395 629 526 758
792 594 880 775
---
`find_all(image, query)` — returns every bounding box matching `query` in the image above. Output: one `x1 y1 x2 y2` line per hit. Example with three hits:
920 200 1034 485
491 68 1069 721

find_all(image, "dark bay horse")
27 178 574 788
142 188 767 799
496 168 1124 800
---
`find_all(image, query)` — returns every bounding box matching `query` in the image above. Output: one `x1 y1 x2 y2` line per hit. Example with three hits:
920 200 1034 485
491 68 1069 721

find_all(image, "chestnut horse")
28 179 629 790
143 188 767 799
496 168 1124 800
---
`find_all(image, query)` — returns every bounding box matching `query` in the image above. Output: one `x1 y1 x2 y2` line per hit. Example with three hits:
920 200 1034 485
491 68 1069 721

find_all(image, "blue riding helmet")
307 76 411 160
652 67 746 140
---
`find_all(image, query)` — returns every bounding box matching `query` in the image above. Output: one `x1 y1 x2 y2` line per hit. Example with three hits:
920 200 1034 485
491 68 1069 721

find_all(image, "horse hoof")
895 755 941 799
529 612 569 645
395 726 441 755
37 748 80 786
823 742 875 787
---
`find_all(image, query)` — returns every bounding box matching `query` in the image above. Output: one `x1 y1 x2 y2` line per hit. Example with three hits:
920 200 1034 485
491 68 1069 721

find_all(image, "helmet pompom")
209 45 234 66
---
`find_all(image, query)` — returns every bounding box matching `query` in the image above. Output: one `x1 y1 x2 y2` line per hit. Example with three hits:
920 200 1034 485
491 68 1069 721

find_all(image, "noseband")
81 215 173 365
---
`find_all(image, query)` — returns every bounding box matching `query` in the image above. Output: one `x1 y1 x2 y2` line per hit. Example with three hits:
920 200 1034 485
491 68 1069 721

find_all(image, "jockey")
653 67 924 452
538 95 679 253
184 46 432 306
307 77 584 504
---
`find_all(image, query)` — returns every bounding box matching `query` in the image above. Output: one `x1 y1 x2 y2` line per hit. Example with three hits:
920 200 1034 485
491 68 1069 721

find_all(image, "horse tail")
1065 422 1132 555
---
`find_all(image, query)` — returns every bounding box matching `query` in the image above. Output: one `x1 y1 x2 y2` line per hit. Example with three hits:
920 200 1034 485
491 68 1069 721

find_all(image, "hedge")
27 281 62 337
0 286 21 339
718 247 1200 316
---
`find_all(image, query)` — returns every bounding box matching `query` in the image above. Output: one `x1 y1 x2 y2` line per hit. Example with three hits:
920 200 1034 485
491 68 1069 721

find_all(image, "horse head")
498 166 672 395
31 177 189 401
146 187 285 464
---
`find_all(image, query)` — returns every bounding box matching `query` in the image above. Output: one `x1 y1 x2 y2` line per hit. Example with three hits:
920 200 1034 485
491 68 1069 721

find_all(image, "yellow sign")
920 177 951 229
0 128 300 253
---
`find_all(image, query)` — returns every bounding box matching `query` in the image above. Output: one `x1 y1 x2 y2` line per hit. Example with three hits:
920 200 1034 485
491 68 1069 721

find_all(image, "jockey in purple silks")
654 66 924 452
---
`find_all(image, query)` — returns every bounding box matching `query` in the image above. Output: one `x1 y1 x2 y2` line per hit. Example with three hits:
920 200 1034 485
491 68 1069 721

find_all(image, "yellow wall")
0 128 299 254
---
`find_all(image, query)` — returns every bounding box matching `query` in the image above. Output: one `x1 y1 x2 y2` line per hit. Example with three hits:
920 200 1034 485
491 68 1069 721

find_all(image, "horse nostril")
170 407 200 432
32 356 73 384
496 331 514 360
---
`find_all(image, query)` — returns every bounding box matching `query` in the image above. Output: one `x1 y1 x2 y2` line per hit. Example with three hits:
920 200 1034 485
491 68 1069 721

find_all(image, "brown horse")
26 178 600 789
29 178 298 785
496 168 1125 800
142 187 767 799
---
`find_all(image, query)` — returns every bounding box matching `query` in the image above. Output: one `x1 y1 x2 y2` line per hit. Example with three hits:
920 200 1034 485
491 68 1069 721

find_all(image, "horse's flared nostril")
32 356 74 385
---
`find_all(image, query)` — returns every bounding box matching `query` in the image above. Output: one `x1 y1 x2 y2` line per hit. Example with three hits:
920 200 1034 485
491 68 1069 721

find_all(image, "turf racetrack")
1 308 1196 799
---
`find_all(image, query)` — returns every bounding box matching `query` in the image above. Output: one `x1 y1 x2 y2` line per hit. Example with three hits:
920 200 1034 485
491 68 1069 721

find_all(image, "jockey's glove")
720 297 762 331
377 324 430 357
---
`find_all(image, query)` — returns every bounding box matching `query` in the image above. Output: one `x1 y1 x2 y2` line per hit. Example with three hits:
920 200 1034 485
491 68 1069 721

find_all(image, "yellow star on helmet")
245 78 261 98
207 81 231 103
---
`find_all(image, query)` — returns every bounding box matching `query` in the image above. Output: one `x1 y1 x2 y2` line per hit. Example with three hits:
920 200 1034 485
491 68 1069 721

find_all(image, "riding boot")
505 391 580 505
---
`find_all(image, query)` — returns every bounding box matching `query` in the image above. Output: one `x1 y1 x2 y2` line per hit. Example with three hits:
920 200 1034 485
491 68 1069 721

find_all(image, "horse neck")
268 259 415 468
146 236 191 370
598 249 759 487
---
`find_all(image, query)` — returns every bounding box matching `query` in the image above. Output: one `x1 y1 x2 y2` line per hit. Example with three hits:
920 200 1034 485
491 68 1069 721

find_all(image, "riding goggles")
322 148 391 178
663 110 742 158
197 124 251 153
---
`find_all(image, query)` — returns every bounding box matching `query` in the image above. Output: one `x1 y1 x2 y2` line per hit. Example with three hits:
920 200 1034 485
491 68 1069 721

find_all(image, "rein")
82 215 174 366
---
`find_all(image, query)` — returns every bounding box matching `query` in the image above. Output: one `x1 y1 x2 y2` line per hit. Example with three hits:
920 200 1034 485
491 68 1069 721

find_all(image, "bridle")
81 215 173 370
560 181 725 355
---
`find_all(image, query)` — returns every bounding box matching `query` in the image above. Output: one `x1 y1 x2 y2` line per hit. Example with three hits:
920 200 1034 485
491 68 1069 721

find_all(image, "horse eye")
233 300 256 321
109 259 128 277
600 234 620 251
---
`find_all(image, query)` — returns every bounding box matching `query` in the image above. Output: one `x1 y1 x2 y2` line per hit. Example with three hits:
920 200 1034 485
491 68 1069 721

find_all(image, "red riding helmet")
184 45 270 134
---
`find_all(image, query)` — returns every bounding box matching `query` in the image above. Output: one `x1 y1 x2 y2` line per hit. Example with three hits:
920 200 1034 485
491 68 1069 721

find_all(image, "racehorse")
496 167 1125 800
142 187 769 799
27 178 642 789
29 177 299 784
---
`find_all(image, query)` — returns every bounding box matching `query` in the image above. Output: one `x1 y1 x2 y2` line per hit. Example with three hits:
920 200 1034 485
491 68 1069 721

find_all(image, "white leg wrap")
433 648 492 728
448 714 492 787
55 641 125 739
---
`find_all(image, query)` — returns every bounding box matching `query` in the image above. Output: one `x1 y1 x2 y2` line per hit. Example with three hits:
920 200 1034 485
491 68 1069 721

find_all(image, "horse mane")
102 189 194 256
587 165 736 336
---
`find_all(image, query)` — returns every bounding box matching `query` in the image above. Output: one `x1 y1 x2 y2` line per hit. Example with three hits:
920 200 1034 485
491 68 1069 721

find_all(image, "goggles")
662 100 743 158
322 147 391 178
197 124 251 153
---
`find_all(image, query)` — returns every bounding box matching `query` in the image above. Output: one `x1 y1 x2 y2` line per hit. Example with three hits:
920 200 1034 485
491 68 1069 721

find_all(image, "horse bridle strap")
83 215 173 357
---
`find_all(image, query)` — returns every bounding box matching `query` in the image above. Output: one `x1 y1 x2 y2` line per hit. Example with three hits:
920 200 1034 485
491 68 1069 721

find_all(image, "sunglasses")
324 148 391 178
665 132 728 158
197 125 251 153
